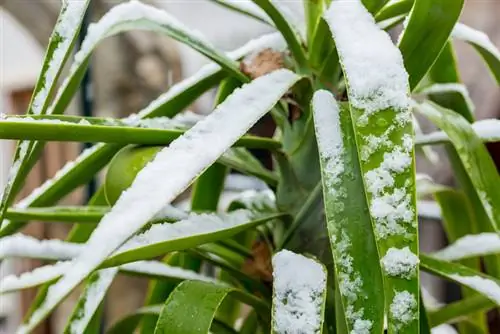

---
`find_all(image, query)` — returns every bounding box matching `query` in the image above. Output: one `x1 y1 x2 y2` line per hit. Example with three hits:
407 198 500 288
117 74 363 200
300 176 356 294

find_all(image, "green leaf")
220 148 278 187
103 212 283 267
304 0 324 45
0 0 90 226
417 102 500 233
398 0 465 90
154 280 269 334
5 206 109 223
211 0 272 26
271 250 327 334
312 91 385 333
17 70 300 333
0 33 286 237
362 0 389 14
452 23 500 84
420 254 500 306
428 294 497 327
108 305 162 334
0 119 280 149
63 268 118 334
324 1 419 332
253 0 307 69
375 0 413 22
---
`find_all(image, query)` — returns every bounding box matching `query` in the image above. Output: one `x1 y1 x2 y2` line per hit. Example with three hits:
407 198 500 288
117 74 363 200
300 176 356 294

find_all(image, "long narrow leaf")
5 206 108 223
324 1 419 332
211 0 272 26
398 0 465 90
0 0 90 225
420 255 500 306
17 69 300 332
417 102 500 232
452 23 500 84
312 91 385 333
271 250 327 334
433 233 500 262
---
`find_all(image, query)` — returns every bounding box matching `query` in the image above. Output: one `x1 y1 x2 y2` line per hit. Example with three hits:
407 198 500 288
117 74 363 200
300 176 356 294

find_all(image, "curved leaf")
312 91 385 333
420 255 500 306
271 250 327 334
211 0 272 26
433 233 500 262
107 305 162 334
0 0 90 226
324 1 419 332
452 23 500 84
428 294 497 327
398 0 465 90
375 0 413 22
154 280 269 334
417 102 500 233
17 69 300 333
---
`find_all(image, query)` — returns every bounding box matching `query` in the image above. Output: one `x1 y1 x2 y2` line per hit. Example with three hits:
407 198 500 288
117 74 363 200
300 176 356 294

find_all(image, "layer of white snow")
390 291 417 329
434 233 500 261
417 200 442 220
272 250 326 334
416 119 500 145
449 274 500 305
381 247 419 279
0 233 82 260
452 23 500 61
0 261 71 293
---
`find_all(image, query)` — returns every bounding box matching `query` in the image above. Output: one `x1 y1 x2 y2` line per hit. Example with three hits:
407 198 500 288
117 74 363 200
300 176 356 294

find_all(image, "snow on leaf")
0 234 82 260
381 247 419 280
390 290 417 330
0 262 71 293
452 23 500 61
449 274 500 305
272 250 326 334
18 69 300 333
434 233 500 261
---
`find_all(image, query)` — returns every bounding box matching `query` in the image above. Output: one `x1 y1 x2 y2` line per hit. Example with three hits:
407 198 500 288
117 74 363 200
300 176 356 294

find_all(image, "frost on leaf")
381 247 419 279
272 250 326 334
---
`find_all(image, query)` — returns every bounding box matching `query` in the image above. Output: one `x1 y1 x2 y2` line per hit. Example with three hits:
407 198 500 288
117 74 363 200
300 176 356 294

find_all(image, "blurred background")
1 0 499 333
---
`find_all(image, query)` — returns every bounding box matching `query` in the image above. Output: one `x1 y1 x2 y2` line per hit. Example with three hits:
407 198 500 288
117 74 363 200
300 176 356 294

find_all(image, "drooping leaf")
271 250 327 334
312 90 385 333
154 280 269 334
452 23 500 84
398 0 465 90
324 1 419 332
17 70 300 332
420 255 500 307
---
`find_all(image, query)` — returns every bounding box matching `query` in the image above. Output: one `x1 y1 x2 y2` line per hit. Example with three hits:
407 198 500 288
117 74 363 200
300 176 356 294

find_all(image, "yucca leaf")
419 83 475 116
0 119 280 149
433 233 500 262
0 33 286 237
324 1 419 332
0 0 90 226
415 119 500 145
312 91 385 333
362 0 389 14
63 268 118 334
220 148 278 186
211 0 272 26
253 0 307 69
154 280 269 333
107 305 162 334
17 70 300 333
452 23 500 84
417 102 500 233
398 0 465 90
103 212 283 267
271 250 327 334
420 255 500 307
304 0 324 44
428 294 497 327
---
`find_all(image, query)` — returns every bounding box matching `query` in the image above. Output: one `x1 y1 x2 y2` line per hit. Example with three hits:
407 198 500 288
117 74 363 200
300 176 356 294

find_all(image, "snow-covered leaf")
421 255 500 306
417 101 500 233
312 90 385 333
452 23 500 84
17 69 300 333
271 250 327 334
324 0 419 331
416 119 500 145
212 0 272 26
433 233 500 262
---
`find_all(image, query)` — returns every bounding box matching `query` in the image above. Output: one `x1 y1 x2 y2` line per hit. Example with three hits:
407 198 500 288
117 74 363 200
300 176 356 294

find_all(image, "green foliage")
1 0 499 333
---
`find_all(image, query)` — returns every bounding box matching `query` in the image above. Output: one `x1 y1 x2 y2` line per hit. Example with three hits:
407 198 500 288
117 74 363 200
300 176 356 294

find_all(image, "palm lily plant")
1 0 499 333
